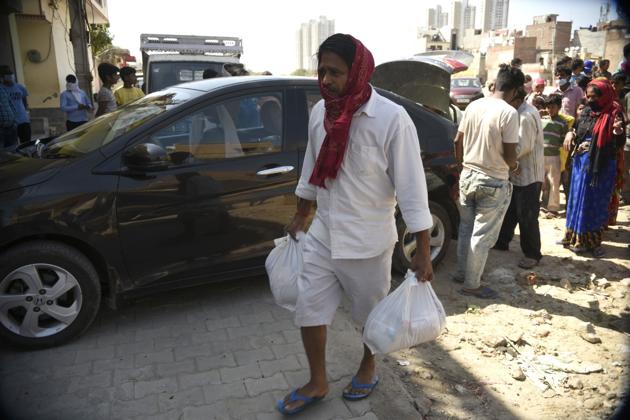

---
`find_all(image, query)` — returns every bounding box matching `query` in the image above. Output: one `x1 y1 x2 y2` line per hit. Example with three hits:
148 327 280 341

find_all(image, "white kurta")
295 88 433 260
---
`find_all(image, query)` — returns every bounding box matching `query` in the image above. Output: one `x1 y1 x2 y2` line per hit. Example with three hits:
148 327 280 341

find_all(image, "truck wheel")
393 201 452 274
0 241 101 349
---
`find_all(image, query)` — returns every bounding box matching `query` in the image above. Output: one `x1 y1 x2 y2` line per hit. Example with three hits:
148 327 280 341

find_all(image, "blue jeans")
456 168 512 289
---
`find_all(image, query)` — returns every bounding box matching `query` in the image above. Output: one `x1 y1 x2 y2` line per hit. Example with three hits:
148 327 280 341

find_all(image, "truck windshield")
148 61 226 92
42 88 202 158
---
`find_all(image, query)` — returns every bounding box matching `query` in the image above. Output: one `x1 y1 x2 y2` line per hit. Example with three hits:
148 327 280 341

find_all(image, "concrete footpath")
0 275 420 420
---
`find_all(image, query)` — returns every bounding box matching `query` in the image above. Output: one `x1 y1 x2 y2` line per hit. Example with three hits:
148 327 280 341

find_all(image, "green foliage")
291 68 315 76
89 24 114 57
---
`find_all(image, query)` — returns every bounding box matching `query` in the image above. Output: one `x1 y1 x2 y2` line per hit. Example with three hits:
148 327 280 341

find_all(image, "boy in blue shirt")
0 66 30 143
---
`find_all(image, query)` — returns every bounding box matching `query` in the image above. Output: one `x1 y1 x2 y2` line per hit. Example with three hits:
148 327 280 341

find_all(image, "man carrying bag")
277 33 434 415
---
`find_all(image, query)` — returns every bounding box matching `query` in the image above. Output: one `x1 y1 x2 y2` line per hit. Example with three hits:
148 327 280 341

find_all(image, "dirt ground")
387 204 630 419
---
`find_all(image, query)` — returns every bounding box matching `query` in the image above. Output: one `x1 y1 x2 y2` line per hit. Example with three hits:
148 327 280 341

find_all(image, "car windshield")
42 88 202 159
451 78 481 88
148 61 226 92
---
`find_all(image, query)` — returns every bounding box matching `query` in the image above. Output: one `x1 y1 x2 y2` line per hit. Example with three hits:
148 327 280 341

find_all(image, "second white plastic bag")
265 232 305 311
363 270 446 354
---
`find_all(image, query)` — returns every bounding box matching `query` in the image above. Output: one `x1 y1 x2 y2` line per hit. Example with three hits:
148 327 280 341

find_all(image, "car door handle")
256 165 295 176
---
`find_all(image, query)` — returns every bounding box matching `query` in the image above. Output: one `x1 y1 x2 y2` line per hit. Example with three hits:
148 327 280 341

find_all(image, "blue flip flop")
342 376 379 400
276 389 325 415
458 286 499 299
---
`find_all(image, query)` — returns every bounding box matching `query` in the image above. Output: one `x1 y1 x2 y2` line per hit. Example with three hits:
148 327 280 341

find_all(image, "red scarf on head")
309 36 375 188
589 78 622 149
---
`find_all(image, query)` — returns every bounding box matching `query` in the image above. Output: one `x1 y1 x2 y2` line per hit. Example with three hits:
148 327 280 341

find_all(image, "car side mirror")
122 142 170 172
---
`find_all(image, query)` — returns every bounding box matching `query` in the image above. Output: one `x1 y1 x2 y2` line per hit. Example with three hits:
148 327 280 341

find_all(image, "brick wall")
525 21 572 53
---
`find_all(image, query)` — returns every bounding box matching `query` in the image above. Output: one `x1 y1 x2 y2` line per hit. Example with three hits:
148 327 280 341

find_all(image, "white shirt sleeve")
516 112 537 158
295 102 322 201
387 109 433 234
501 108 520 144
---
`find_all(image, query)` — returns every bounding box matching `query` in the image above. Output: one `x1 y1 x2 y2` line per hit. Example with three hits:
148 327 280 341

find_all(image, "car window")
306 91 322 116
149 92 283 163
41 88 200 159
451 78 481 88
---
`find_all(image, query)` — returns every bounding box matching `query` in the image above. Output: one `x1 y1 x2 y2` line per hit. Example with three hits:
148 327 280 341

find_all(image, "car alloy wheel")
0 263 83 338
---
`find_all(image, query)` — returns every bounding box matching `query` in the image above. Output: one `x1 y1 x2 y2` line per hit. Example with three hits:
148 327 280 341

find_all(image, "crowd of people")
463 48 630 299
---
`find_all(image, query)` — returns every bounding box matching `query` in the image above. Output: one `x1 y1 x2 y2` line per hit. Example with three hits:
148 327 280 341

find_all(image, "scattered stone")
607 392 617 400
580 333 602 344
507 331 524 344
595 278 610 288
565 377 584 390
536 329 551 338
536 355 603 374
397 359 410 366
488 268 515 284
560 278 572 290
584 398 603 410
483 336 507 348
506 347 518 358
418 371 433 380
413 396 432 416
580 323 602 344
619 278 630 288
611 291 626 299
454 384 467 394
511 367 526 381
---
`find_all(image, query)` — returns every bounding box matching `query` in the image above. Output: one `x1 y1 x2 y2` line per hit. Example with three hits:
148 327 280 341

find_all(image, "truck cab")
140 34 243 93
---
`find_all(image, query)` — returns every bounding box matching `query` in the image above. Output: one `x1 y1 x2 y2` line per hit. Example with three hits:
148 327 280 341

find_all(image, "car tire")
0 241 101 349
393 200 453 274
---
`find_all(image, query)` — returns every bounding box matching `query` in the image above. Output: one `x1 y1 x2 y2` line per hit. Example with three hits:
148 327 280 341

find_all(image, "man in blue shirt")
0 66 30 143
0 86 17 149
60 74 93 131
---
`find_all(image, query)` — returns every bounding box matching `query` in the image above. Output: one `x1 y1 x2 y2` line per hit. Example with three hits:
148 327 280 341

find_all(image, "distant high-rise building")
427 8 437 28
296 16 335 71
451 1 463 46
491 0 509 29
476 0 509 31
426 4 449 29
463 2 476 30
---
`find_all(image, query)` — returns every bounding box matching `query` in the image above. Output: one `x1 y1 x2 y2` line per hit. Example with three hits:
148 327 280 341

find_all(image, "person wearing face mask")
554 65 583 118
560 79 626 258
0 65 30 143
60 74 93 131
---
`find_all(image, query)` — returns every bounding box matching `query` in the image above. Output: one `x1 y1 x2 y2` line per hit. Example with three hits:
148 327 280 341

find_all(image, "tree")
89 24 114 57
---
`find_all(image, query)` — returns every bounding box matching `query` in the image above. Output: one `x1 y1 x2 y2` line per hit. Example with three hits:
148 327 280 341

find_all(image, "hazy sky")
106 0 619 75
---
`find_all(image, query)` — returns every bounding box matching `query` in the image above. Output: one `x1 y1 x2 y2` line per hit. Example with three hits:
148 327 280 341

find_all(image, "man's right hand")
285 213 308 241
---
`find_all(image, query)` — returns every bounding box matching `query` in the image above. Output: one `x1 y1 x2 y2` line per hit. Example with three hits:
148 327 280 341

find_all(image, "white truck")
140 34 244 93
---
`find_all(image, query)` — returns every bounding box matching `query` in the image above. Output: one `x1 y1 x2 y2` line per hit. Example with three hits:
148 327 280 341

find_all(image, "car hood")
0 152 69 193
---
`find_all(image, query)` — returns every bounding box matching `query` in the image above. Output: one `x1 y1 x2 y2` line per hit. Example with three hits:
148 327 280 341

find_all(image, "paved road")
0 275 418 420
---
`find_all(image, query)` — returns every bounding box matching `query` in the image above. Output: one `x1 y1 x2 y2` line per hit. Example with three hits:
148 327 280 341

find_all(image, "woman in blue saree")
561 79 625 257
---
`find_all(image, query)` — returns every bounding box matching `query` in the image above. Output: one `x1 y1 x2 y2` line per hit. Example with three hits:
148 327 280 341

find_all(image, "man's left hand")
410 229 433 282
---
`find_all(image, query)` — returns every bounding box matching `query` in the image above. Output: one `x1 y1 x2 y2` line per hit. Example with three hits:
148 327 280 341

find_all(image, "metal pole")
68 0 93 103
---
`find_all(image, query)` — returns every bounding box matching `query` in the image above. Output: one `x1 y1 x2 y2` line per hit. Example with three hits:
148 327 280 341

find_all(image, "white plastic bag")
363 270 446 354
265 232 305 311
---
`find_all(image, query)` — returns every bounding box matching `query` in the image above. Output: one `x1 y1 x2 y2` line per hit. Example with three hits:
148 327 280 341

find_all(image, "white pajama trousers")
295 233 394 327
544 155 562 212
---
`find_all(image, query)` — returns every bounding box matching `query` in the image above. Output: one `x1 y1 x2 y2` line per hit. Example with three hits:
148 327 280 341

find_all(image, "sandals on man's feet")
342 376 379 400
276 390 325 415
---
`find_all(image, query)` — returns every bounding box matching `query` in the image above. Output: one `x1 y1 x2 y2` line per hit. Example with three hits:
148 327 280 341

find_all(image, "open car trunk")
371 51 472 120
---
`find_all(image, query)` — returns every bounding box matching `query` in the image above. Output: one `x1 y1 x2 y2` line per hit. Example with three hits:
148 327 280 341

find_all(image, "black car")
0 76 459 349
